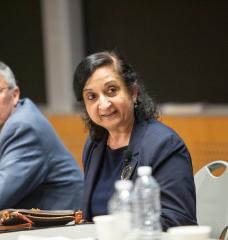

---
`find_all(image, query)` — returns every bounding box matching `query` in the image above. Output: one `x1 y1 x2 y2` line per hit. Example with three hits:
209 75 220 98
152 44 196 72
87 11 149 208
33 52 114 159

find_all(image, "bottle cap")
115 180 133 191
137 166 152 176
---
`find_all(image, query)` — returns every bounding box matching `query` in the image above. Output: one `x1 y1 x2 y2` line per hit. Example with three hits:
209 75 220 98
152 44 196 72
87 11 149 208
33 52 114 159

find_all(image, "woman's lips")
101 110 117 118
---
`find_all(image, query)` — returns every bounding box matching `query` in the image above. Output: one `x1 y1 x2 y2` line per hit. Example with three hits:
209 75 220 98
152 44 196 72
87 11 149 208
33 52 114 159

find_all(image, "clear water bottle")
132 166 162 239
108 180 133 240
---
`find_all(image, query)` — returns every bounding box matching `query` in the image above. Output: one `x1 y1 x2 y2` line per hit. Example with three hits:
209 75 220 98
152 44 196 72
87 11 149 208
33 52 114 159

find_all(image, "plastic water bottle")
108 180 133 240
132 166 162 239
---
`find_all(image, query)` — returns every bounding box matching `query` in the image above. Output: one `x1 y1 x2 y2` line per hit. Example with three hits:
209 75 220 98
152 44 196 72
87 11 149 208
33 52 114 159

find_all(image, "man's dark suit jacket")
82 119 197 231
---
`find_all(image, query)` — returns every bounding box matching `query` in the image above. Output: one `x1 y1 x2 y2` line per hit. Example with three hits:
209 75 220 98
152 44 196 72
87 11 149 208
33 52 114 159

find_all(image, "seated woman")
73 50 197 230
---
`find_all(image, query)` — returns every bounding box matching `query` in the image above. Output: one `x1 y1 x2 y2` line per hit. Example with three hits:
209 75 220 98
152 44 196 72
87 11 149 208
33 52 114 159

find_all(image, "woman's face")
82 65 137 133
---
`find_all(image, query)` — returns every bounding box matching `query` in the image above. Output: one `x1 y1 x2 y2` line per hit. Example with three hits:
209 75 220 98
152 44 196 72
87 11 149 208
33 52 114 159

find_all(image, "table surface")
0 224 97 240
0 224 218 240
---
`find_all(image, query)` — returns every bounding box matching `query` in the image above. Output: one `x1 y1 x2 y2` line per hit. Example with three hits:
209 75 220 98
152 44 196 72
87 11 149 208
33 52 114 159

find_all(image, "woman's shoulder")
147 118 177 133
140 119 190 162
144 118 185 144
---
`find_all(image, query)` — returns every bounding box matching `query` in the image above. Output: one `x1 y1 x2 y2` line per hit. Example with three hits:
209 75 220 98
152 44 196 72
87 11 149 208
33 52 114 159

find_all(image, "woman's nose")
98 95 111 110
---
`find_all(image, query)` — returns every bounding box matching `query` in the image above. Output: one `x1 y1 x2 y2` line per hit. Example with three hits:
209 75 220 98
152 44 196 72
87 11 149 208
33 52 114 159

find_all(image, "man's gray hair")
0 61 17 88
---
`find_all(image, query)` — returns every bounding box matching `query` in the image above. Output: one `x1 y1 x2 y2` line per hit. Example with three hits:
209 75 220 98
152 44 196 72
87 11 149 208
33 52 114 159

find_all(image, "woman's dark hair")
73 50 159 140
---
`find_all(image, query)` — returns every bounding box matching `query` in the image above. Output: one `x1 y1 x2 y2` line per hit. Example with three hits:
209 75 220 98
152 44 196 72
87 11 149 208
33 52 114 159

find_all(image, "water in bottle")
108 180 133 240
132 166 162 239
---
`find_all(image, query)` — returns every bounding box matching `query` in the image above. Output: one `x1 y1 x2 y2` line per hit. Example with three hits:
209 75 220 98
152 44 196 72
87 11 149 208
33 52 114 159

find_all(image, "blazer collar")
85 135 107 188
83 135 107 219
124 119 148 180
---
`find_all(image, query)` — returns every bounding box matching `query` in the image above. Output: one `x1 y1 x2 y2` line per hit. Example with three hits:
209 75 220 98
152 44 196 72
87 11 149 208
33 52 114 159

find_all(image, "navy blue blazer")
82 119 197 230
0 98 84 210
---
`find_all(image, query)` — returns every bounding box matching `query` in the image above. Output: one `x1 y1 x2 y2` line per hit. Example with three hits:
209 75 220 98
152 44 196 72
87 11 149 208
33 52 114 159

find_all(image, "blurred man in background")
0 61 83 210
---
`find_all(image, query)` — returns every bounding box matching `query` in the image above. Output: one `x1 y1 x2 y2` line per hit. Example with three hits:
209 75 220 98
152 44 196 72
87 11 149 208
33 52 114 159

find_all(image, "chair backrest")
220 226 228 240
194 160 228 239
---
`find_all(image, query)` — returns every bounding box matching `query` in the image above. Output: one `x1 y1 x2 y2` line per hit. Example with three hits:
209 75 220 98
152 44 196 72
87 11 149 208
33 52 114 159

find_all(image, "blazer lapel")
83 135 107 219
127 120 148 181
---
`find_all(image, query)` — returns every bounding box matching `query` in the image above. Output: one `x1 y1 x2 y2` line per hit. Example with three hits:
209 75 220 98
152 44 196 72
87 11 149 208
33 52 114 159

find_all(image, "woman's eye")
107 86 117 95
87 93 96 101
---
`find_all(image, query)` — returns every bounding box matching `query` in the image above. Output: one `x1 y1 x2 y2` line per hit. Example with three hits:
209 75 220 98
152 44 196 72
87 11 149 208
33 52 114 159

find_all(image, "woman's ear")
131 84 138 103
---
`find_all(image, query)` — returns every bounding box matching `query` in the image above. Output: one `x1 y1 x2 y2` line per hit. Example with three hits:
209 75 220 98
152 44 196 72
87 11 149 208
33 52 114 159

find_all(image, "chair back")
194 160 228 239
